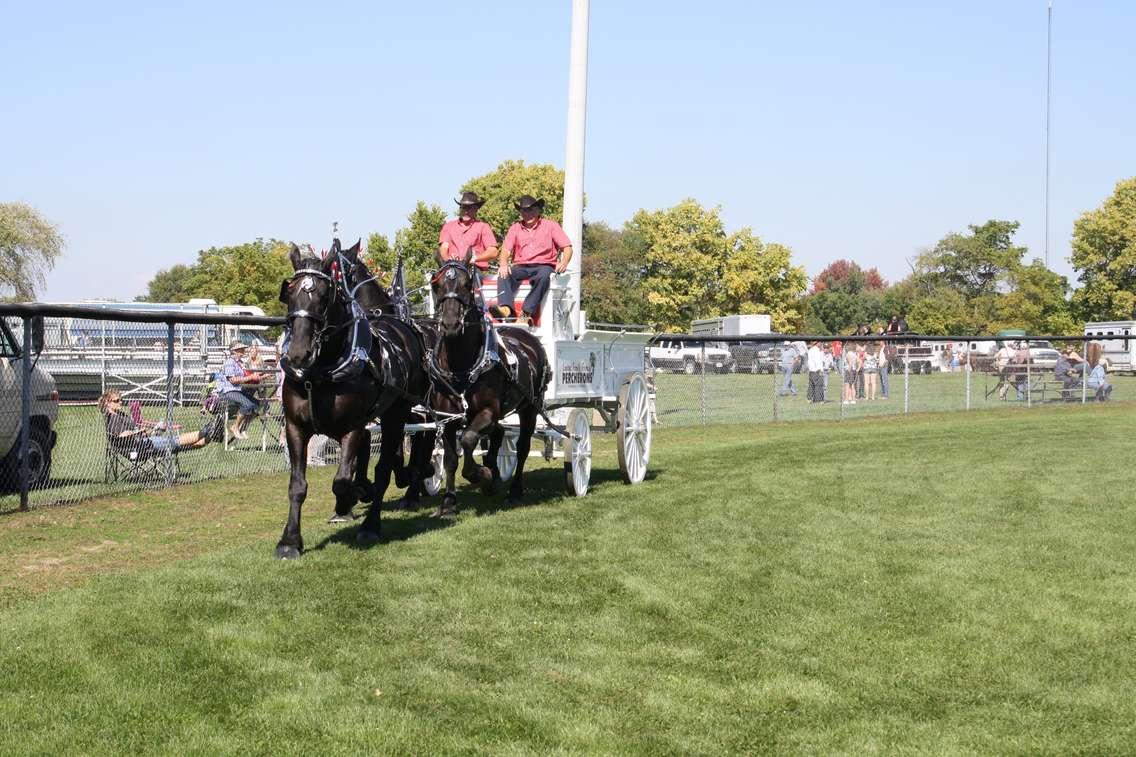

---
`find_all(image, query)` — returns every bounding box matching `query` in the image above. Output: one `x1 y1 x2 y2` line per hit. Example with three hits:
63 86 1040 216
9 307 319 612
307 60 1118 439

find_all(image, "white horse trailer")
1084 321 1136 373
418 272 654 498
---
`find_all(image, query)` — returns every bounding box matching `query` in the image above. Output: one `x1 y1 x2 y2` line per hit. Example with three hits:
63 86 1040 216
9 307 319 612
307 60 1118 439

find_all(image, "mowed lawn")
1 404 1135 753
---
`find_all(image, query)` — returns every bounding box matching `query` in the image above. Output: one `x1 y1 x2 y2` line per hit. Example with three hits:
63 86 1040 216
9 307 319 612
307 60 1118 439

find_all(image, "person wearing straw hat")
214 341 261 439
490 194 573 322
438 191 498 270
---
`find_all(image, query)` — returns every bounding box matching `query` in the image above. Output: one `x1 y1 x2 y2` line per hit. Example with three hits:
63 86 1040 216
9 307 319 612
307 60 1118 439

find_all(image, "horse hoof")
393 497 420 511
276 544 301 560
506 495 522 507
394 467 410 489
356 528 381 545
328 511 355 524
354 484 374 503
481 476 499 496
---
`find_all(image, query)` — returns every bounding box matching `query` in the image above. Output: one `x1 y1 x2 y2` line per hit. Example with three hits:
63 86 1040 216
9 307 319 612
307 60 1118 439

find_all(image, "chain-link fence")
1 303 1124 512
647 335 1127 428
0 306 375 513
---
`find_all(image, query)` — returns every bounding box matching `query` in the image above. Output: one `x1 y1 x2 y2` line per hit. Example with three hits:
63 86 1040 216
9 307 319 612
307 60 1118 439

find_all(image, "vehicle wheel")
683 358 696 375
2 425 52 490
616 374 652 485
495 430 518 483
423 443 444 496
563 409 592 497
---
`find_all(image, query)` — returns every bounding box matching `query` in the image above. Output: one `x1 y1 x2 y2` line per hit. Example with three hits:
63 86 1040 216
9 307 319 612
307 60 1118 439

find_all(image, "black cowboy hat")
514 194 545 212
455 191 485 207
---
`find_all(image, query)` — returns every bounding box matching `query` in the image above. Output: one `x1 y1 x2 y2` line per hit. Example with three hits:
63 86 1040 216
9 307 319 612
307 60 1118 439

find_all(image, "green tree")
720 230 807 332
580 221 646 326
138 239 294 316
0 202 65 301
628 199 728 331
1070 177 1136 321
362 233 394 277
393 202 447 290
462 160 567 241
907 286 970 335
994 260 1077 335
136 264 195 303
805 290 884 334
915 220 1026 301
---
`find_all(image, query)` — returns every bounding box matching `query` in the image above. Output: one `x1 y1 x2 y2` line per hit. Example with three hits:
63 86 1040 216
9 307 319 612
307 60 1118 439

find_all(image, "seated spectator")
100 390 210 453
1087 359 1113 401
1053 347 1085 390
215 341 262 439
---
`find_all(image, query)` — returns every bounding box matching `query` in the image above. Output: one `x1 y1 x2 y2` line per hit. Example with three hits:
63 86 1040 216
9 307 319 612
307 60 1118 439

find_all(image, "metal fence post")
1082 358 1088 404
700 341 707 425
100 319 107 396
165 322 176 485
19 317 33 511
903 348 910 414
965 358 971 410
1026 356 1032 408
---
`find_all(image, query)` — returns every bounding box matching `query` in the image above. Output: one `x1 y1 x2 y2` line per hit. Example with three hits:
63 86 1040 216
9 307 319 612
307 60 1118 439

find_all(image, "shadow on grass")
306 464 666 553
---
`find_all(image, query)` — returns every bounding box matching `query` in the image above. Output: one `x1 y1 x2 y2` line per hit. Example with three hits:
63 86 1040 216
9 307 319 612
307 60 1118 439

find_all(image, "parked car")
649 338 735 374
0 318 59 490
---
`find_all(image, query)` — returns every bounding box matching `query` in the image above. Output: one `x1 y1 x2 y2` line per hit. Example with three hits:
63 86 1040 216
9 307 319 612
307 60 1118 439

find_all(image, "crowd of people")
777 340 894 405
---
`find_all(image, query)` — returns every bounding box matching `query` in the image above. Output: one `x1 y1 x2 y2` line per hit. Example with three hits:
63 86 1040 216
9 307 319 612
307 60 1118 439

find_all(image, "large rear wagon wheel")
616 374 652 485
563 409 592 497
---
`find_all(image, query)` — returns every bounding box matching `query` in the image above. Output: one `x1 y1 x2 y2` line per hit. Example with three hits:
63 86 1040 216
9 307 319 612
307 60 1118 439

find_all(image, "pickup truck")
0 318 59 490
649 338 735 374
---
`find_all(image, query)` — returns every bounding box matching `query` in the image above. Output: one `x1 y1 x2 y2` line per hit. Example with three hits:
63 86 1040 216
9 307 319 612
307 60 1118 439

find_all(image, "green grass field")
1 404 1134 753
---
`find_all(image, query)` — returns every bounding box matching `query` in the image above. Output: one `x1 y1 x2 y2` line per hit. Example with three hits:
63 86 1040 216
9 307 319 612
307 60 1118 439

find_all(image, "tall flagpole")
1045 0 1052 268
563 0 589 335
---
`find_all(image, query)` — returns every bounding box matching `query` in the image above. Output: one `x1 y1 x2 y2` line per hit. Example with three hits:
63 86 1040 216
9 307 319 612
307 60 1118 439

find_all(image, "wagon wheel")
616 373 652 484
495 430 518 483
563 408 592 497
423 443 444 496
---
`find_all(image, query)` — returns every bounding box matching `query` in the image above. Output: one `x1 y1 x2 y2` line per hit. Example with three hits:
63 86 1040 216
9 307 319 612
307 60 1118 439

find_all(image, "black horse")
276 243 429 558
336 243 436 509
428 253 550 514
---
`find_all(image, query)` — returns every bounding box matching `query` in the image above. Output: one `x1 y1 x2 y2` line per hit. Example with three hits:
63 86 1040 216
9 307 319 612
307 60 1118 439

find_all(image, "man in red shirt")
491 195 573 321
438 191 498 269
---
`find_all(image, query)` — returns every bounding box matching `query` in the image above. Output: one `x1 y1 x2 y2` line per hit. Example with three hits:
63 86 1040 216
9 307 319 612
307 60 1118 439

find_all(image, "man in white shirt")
806 341 826 403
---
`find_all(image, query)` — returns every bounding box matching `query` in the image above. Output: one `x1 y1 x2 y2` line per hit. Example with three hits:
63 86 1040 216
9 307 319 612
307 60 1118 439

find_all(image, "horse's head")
431 251 478 338
279 243 343 377
335 238 392 312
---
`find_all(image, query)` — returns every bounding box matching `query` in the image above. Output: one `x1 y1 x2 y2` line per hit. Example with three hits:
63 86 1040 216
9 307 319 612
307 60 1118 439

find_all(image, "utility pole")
562 0 589 335
1045 0 1053 268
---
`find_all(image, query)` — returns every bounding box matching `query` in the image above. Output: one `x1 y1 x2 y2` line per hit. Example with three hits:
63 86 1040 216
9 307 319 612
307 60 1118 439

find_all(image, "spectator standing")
821 343 834 402
842 345 861 405
863 343 879 400
778 341 799 396
876 341 890 399
855 342 868 399
806 341 825 403
994 342 1017 399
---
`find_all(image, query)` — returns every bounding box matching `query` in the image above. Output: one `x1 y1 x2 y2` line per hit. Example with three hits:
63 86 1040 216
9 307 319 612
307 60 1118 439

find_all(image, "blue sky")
4 1 1134 303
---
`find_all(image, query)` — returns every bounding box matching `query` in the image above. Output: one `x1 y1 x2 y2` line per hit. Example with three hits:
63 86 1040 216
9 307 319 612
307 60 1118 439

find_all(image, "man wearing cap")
438 191 498 269
491 194 573 322
214 341 261 439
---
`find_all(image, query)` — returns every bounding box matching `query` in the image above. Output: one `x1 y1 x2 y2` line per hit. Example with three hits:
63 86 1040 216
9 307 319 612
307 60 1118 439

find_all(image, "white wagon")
416 272 654 498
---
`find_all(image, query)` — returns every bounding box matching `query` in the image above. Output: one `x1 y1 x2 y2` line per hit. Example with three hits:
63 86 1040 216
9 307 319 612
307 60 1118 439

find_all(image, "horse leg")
481 424 503 495
433 422 460 518
358 419 404 544
330 428 365 522
395 429 433 509
276 423 311 559
460 408 496 485
507 407 537 506
353 427 374 504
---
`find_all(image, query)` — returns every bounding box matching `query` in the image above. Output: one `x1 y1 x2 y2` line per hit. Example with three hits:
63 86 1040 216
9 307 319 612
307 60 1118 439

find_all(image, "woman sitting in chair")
99 390 210 453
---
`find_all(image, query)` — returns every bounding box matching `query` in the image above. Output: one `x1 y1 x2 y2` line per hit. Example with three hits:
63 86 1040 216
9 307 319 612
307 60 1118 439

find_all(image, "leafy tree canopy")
1070 177 1136 321
0 202 65 301
138 239 293 316
811 259 886 295
462 160 568 241
581 221 647 326
914 220 1025 301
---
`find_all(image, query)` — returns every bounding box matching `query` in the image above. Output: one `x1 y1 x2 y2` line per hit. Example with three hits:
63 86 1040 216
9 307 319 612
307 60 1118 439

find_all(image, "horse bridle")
431 260 481 332
281 264 348 367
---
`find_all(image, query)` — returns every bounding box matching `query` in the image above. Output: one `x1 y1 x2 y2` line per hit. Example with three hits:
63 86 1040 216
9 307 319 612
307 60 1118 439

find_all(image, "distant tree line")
7 169 1133 337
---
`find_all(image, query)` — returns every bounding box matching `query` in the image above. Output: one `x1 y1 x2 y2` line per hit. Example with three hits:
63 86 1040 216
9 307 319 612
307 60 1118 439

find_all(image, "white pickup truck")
649 338 735 374
1 318 59 490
